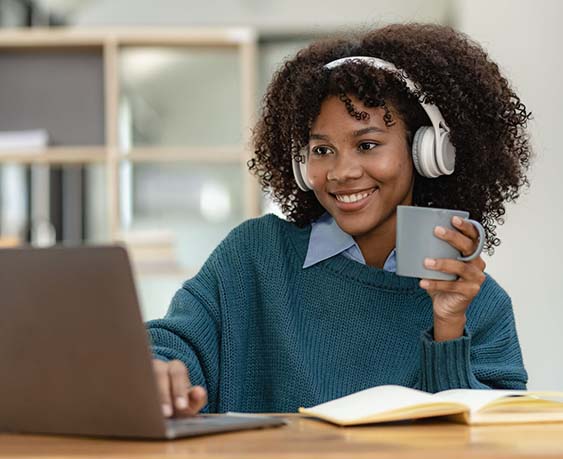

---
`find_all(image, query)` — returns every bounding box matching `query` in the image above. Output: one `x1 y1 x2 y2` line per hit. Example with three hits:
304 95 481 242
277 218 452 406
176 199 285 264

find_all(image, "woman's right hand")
152 359 208 417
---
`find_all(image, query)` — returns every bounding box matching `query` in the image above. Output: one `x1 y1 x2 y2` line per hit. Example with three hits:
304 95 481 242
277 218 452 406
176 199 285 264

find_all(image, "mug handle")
457 219 486 262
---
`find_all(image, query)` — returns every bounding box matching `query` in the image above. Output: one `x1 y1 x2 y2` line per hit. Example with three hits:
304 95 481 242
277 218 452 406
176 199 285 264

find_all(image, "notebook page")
301 385 436 422
435 389 528 416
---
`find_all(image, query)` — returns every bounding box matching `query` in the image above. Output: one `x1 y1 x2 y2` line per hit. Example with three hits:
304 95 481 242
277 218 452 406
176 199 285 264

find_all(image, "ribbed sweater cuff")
147 329 208 390
419 327 486 392
152 351 170 363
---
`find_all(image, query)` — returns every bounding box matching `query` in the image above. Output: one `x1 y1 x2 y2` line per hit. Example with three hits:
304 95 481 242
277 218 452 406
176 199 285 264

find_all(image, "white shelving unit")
0 27 259 278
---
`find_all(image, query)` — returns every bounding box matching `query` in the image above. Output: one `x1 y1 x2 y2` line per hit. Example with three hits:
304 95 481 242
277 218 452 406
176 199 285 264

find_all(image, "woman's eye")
358 142 379 152
311 146 332 156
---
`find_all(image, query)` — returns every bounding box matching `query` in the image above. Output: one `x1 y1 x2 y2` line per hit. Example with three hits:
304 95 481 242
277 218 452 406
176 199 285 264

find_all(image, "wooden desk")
2 415 563 459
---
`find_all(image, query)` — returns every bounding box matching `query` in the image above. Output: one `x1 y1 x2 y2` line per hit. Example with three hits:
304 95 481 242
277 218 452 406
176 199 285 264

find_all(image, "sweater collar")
281 215 420 291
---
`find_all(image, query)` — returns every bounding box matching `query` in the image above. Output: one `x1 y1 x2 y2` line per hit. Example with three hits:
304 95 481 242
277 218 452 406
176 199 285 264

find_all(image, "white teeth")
335 190 374 203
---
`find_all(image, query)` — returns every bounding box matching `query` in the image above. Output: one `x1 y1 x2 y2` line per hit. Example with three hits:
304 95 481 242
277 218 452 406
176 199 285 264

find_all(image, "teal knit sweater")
147 214 527 413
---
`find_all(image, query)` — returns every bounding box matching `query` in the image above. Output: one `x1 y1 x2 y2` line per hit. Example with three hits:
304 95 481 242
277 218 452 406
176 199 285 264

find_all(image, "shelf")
0 146 248 164
0 28 256 49
0 26 260 242
121 146 243 163
0 146 108 164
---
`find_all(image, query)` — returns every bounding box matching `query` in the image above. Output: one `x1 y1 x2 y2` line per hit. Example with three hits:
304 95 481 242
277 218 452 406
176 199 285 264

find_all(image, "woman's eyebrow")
309 133 330 141
353 127 385 136
309 127 385 141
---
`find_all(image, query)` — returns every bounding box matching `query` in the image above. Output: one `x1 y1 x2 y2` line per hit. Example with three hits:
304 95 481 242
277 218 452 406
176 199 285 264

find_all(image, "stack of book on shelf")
0 129 48 153
0 129 86 246
299 385 563 426
0 130 49 246
0 236 20 248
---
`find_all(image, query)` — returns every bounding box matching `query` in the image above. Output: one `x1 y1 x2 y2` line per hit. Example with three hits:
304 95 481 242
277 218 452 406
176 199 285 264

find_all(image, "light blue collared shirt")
303 213 397 271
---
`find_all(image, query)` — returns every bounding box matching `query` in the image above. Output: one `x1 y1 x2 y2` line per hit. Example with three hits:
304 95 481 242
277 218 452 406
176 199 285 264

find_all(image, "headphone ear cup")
411 127 426 177
300 156 313 190
291 150 312 191
412 126 441 178
435 131 456 175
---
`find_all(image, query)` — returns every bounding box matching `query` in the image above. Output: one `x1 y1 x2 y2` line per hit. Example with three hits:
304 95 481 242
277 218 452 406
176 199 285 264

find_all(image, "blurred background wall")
453 0 563 392
1 0 561 390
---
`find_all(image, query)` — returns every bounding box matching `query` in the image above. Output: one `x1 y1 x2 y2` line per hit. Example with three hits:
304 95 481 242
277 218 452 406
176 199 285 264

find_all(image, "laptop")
0 245 286 439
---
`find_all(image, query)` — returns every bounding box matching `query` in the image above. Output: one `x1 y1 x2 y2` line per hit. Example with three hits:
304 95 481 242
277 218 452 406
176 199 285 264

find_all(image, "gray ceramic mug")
396 205 486 281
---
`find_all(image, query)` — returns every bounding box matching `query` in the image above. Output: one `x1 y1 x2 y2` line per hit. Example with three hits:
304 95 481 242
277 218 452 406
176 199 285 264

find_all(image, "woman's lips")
332 188 378 212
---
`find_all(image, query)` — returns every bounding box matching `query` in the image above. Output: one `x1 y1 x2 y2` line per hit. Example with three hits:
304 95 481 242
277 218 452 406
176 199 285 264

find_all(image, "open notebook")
299 385 563 426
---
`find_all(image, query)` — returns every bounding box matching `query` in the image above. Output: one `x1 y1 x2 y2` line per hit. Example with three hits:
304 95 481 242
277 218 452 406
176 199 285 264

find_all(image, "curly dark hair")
248 23 532 255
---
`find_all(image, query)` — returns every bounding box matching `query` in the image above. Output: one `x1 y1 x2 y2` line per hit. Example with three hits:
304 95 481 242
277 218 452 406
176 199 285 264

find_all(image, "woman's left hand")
419 216 487 341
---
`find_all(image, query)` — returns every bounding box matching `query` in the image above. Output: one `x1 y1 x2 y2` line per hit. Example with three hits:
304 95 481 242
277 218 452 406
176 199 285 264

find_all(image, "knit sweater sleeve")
417 275 528 393
145 248 224 413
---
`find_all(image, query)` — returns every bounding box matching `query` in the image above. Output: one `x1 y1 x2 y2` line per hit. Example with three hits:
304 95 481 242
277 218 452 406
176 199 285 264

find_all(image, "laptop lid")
0 245 169 439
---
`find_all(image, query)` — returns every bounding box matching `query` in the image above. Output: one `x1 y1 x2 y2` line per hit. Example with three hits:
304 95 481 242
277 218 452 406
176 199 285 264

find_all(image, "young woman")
147 23 531 417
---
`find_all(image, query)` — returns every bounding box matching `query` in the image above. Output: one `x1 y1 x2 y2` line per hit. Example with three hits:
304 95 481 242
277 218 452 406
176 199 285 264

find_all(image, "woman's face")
307 95 415 241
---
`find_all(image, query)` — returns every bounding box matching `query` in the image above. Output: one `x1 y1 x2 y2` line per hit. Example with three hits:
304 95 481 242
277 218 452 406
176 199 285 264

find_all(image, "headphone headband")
324 56 451 142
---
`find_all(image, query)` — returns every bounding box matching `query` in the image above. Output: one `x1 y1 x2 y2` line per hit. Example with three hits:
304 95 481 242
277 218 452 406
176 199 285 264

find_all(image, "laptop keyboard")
165 414 286 438
168 415 252 427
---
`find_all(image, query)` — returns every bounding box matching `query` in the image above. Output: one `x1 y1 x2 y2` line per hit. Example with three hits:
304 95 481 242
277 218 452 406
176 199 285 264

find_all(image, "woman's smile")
331 187 379 212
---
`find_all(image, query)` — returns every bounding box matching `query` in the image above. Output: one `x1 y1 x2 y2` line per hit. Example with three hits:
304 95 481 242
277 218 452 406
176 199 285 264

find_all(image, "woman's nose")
326 152 363 183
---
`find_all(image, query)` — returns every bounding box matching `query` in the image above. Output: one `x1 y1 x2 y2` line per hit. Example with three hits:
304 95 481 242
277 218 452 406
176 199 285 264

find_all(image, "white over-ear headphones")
291 56 456 192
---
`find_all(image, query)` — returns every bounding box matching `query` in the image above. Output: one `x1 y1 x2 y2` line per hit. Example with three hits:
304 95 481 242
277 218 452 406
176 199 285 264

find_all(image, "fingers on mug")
456 219 486 262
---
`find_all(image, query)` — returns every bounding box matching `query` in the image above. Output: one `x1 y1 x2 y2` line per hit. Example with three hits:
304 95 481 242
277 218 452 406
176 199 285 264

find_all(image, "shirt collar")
303 213 363 268
303 213 396 271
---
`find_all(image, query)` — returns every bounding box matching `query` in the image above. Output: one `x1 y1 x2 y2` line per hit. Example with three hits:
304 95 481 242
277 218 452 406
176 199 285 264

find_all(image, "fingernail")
162 404 173 418
453 216 463 226
175 397 188 410
420 280 430 288
435 226 446 236
424 258 436 267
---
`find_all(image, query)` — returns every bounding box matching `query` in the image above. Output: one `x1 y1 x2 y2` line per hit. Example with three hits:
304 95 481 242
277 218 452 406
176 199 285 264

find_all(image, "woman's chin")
333 216 378 237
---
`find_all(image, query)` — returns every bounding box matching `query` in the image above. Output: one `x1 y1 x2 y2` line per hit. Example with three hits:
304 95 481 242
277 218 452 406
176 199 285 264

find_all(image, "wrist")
433 314 466 342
